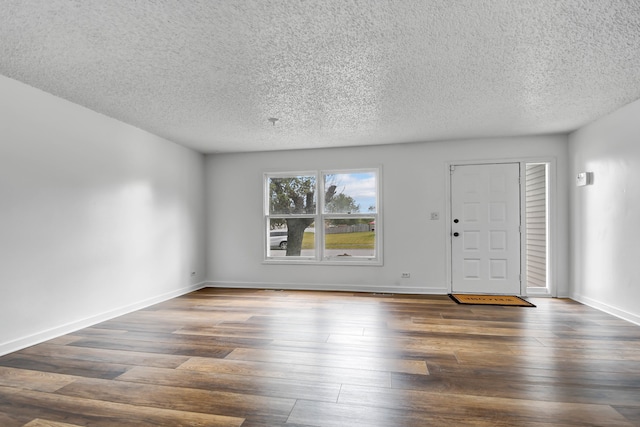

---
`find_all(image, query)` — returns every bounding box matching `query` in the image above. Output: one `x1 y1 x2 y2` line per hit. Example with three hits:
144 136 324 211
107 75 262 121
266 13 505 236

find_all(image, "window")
525 162 550 295
265 169 381 265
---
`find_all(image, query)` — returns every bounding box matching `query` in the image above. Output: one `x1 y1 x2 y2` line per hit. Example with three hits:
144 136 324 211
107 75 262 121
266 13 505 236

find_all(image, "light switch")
576 172 593 186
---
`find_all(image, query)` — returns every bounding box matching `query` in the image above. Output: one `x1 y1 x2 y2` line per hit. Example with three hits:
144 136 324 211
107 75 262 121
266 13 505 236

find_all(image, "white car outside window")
269 230 288 249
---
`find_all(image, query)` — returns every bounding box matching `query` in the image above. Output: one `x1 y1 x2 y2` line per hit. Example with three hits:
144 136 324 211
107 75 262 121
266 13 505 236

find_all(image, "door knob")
454 219 459 223
453 232 460 237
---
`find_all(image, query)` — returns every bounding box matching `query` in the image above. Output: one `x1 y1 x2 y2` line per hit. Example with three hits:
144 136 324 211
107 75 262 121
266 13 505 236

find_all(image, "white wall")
569 98 640 325
0 76 206 355
206 135 569 296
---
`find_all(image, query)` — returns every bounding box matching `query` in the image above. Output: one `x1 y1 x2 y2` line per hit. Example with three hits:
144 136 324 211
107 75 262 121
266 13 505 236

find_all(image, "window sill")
263 258 383 266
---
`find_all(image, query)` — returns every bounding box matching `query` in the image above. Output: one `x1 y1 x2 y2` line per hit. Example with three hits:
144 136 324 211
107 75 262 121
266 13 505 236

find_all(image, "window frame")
264 168 382 266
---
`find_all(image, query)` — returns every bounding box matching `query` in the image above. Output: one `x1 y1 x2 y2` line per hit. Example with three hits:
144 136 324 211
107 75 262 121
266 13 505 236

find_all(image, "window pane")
324 172 376 214
324 218 376 258
269 175 316 215
268 220 316 258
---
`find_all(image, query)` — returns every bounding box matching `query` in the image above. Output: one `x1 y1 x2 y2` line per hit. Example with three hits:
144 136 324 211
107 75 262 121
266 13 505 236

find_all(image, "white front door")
451 163 521 295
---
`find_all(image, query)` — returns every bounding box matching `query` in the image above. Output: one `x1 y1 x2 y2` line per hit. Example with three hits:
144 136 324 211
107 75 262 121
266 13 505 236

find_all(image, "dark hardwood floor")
1 288 639 426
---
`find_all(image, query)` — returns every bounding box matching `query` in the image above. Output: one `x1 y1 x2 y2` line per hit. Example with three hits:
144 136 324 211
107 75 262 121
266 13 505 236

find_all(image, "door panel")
451 163 521 294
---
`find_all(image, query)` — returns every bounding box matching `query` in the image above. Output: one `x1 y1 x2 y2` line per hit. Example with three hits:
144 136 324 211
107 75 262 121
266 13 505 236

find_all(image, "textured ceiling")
1 1 640 153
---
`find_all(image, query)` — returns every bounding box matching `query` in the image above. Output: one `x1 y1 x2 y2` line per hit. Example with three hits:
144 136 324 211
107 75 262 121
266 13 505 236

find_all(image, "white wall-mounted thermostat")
576 172 593 186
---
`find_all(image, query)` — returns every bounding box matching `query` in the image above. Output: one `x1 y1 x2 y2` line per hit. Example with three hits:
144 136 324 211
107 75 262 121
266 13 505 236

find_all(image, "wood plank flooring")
1 288 639 426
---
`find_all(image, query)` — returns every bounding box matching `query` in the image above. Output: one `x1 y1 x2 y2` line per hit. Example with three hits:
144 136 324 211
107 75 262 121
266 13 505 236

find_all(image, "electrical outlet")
401 272 410 278
430 212 439 220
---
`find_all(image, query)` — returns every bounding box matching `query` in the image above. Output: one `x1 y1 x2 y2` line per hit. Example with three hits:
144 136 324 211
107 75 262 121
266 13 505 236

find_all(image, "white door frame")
444 158 558 297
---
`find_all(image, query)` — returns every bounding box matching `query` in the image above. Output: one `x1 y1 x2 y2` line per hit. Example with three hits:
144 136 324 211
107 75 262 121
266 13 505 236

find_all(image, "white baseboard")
205 280 449 295
572 294 640 326
526 287 552 297
0 282 207 357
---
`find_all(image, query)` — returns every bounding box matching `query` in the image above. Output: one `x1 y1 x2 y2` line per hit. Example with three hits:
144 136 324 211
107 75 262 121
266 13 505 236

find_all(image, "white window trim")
264 168 383 266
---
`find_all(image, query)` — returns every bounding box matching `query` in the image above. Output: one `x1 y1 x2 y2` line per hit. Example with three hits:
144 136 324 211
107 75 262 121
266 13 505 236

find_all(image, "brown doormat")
449 294 535 307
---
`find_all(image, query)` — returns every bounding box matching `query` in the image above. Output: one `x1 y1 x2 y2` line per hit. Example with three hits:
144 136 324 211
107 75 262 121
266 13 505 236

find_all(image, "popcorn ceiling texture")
1 0 639 153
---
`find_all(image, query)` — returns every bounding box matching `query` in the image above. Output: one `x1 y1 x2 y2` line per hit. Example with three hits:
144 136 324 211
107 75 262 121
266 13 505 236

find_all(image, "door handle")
453 232 460 237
